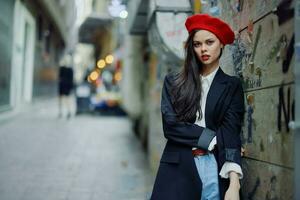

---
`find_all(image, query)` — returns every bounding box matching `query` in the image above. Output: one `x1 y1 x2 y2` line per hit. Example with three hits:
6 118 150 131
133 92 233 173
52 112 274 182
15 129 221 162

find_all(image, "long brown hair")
171 30 203 122
171 29 223 122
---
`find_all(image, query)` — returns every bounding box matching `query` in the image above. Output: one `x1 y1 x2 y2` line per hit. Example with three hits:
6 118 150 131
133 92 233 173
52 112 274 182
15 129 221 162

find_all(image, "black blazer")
151 68 245 200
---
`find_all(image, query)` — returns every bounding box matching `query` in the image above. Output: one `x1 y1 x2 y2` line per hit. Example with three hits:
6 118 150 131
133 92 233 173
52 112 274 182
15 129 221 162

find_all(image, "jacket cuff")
197 128 216 150
225 148 241 164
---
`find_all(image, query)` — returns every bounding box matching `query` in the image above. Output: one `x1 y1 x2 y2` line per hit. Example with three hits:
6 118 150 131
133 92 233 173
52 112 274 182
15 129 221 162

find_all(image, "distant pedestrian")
151 14 245 200
58 55 74 119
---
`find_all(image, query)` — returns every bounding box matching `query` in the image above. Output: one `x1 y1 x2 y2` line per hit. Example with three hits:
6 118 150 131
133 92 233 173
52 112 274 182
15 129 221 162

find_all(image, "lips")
201 55 210 61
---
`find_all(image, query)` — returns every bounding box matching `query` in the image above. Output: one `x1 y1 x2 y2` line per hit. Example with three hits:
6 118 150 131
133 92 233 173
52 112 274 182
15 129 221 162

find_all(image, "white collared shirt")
194 66 243 179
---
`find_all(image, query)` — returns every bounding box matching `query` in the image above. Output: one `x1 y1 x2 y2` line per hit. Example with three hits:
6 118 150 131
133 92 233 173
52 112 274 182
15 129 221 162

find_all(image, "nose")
201 44 207 52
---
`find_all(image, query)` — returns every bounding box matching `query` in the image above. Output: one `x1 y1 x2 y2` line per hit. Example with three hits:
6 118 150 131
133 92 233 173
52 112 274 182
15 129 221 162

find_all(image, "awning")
147 0 192 62
129 0 148 35
128 0 193 62
79 13 113 44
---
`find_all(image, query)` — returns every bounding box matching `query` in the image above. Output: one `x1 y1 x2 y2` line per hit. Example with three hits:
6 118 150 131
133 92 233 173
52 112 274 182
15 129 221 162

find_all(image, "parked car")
90 90 126 116
75 82 92 114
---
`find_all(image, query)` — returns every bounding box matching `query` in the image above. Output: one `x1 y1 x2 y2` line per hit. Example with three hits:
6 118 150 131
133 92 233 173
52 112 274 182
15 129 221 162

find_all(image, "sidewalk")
0 99 154 200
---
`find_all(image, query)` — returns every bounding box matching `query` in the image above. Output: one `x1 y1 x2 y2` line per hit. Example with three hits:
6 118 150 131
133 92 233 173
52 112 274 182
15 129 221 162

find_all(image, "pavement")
0 99 154 200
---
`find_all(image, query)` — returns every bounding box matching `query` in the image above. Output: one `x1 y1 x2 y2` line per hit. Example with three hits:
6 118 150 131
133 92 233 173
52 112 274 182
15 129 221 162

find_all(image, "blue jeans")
194 153 220 200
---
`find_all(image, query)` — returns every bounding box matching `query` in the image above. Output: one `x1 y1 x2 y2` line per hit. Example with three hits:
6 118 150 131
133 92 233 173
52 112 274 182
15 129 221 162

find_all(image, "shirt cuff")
219 162 243 179
208 136 217 151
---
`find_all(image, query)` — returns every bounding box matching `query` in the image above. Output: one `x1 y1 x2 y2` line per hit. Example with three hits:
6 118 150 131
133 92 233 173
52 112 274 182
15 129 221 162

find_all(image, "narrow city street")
1 0 298 198
0 99 153 200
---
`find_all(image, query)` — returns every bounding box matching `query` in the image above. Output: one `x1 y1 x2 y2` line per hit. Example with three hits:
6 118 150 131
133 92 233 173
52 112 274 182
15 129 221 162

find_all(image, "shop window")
45 24 53 53
37 15 43 41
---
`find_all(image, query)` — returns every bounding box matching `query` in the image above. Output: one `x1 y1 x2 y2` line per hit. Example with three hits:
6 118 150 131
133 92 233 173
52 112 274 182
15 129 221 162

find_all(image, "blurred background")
0 0 299 199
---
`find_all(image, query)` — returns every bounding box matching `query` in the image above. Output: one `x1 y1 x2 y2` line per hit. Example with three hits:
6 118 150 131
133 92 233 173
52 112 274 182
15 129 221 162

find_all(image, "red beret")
185 14 235 45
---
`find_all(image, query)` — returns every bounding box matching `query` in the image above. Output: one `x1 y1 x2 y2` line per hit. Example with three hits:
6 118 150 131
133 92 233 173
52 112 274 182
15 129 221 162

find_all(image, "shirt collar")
200 66 220 86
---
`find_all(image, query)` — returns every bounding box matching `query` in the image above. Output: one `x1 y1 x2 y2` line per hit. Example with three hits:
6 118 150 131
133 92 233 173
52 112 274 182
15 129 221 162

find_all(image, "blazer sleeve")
161 75 216 149
217 78 245 166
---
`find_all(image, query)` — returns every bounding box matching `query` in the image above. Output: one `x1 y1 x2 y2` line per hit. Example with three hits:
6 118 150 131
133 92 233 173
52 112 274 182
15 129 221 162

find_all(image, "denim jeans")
194 153 220 200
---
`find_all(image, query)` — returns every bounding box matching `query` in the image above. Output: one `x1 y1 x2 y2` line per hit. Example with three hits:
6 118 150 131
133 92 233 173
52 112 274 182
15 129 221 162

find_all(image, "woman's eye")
207 41 214 45
193 43 201 47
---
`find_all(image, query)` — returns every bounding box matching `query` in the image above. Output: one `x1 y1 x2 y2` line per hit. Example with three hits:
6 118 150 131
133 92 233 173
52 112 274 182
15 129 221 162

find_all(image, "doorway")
11 0 36 107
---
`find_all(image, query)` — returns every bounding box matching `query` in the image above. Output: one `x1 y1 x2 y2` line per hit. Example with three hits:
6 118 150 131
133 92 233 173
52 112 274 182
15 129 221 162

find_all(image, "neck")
201 61 219 76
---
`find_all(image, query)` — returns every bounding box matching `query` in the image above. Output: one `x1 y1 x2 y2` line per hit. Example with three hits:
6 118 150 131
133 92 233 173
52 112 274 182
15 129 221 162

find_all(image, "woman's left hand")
224 185 240 200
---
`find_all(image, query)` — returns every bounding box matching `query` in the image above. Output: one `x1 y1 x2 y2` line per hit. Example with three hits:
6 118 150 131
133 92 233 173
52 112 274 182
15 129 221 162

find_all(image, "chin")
202 61 212 65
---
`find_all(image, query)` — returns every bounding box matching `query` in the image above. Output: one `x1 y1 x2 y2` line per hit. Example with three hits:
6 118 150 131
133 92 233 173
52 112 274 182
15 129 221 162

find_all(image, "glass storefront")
0 0 14 110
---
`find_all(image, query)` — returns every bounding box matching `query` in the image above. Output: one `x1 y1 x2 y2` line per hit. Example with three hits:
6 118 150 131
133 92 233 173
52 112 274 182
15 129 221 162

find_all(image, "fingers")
241 147 245 157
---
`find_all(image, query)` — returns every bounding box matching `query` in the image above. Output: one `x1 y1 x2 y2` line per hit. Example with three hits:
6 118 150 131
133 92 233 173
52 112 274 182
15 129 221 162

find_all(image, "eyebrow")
193 38 215 42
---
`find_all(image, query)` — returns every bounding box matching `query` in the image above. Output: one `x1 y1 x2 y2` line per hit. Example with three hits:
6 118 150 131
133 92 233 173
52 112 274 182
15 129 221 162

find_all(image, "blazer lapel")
205 68 229 128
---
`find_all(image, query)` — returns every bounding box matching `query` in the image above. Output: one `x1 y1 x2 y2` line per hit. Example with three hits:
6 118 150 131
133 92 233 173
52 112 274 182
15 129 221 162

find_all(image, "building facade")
125 0 296 198
0 0 77 114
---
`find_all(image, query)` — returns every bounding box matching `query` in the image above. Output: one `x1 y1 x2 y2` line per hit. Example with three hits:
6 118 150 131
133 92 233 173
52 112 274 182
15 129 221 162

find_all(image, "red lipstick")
201 55 210 61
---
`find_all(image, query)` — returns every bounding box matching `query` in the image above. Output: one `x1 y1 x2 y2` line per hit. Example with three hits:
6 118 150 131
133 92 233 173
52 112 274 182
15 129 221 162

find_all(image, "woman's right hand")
225 171 240 200
224 185 240 200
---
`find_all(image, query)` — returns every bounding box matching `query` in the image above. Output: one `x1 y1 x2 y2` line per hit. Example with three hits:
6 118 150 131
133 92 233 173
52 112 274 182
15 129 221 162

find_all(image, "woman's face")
192 30 223 67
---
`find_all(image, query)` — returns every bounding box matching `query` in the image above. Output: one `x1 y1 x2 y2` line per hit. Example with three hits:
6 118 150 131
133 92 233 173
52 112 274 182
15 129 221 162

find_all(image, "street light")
119 10 128 19
108 0 127 19
114 71 122 82
89 71 99 81
97 59 106 69
105 55 114 64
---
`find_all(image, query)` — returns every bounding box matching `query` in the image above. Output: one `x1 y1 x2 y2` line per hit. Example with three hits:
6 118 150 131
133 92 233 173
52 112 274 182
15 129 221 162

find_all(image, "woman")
58 55 74 119
151 14 245 200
